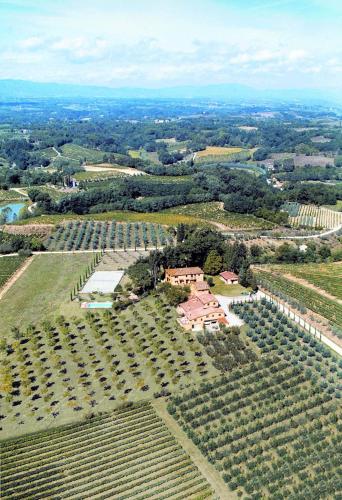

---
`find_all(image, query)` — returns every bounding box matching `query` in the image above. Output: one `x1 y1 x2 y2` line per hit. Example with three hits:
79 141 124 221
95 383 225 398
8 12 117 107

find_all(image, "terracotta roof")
193 281 210 291
220 271 239 281
218 317 229 325
196 292 218 305
187 306 225 321
166 267 203 277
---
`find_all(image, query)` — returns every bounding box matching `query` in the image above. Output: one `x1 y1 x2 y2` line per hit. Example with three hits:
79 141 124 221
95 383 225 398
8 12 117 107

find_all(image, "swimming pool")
81 301 113 309
0 202 26 222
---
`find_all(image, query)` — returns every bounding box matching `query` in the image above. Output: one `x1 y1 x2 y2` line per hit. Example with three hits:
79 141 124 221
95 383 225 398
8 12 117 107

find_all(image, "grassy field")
266 262 342 300
1 402 215 499
0 256 26 288
195 146 243 158
325 200 342 212
256 269 342 327
165 202 274 230
74 168 128 181
210 275 250 296
1 292 218 438
0 254 94 331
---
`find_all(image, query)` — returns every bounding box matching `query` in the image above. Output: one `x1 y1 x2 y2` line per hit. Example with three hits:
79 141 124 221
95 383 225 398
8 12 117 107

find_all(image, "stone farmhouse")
220 271 239 285
165 267 204 286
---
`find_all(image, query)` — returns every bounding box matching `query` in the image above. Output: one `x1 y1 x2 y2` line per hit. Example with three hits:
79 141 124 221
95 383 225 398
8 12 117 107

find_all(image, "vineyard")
267 262 342 301
1 402 214 499
169 301 342 499
0 256 26 288
1 294 217 438
256 269 342 327
282 202 342 229
45 221 174 251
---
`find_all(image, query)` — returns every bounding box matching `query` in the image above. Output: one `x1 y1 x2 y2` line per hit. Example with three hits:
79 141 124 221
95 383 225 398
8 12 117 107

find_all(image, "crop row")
45 221 174 251
1 402 214 500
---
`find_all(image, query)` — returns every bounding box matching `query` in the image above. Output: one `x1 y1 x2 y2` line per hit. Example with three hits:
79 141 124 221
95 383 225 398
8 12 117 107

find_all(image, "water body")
0 202 26 223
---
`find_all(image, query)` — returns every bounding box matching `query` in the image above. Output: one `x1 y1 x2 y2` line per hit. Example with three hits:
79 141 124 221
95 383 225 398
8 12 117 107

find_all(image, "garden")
1 401 214 499
45 221 174 251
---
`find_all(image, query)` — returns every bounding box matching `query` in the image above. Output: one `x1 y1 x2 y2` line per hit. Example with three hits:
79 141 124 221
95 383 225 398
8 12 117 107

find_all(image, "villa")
165 267 204 286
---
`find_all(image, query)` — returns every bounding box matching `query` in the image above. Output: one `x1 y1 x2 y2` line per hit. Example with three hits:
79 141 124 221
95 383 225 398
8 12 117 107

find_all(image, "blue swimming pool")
81 301 113 309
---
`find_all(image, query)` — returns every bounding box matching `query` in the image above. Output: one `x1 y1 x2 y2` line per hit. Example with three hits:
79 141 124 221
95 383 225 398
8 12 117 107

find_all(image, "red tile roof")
166 267 203 277
220 271 239 281
196 292 218 305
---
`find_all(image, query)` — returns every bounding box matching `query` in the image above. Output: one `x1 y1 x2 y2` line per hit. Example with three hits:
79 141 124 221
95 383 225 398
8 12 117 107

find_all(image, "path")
152 399 234 500
0 256 34 300
263 224 342 240
0 247 157 257
9 187 28 197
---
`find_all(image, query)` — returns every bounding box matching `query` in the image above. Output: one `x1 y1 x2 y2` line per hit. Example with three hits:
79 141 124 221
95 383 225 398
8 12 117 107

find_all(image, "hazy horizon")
1 0 341 92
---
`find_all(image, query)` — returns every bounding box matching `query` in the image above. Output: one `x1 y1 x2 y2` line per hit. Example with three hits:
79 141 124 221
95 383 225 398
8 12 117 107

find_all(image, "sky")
0 0 341 90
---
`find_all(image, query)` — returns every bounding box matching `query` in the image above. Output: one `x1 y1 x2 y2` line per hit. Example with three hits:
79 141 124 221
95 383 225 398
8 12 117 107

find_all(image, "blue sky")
0 0 341 89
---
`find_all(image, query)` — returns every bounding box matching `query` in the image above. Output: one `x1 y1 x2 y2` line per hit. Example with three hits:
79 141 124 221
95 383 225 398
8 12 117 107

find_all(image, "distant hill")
0 79 340 103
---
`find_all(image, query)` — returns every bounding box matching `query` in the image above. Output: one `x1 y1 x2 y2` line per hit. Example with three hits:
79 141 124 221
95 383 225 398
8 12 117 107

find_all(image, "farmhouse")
191 280 210 293
220 271 239 285
177 290 227 331
165 267 204 286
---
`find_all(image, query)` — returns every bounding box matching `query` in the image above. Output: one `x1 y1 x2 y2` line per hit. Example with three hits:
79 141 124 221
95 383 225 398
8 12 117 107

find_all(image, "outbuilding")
220 271 239 285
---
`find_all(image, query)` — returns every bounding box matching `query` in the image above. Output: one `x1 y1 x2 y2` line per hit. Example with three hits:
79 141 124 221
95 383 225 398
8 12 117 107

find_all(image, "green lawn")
210 275 250 296
0 253 94 332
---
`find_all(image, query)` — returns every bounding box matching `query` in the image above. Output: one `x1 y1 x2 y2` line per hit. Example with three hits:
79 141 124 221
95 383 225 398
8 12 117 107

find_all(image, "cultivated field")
59 144 108 163
1 294 217 437
45 221 174 251
169 300 342 499
271 153 334 167
1 402 215 499
0 256 26 288
0 190 27 202
256 269 342 327
195 146 243 158
282 202 342 229
165 202 274 230
266 262 342 301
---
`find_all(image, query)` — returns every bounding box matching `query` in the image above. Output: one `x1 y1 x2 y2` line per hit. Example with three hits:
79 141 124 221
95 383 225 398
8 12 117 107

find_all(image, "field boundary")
152 399 235 500
0 256 34 300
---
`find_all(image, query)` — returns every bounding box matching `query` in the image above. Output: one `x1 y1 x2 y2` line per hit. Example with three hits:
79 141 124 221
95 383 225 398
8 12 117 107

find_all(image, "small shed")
220 271 239 285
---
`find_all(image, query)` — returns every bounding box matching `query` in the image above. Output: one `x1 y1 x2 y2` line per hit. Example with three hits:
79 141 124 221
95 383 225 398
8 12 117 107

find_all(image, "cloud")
17 36 44 50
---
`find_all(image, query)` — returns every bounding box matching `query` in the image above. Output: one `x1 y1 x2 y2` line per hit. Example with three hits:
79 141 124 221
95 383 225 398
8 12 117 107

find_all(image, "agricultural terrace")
0 190 27 202
164 202 274 230
45 221 173 251
256 269 342 328
282 202 342 229
0 256 26 288
265 262 342 301
0 294 218 438
169 301 342 499
1 402 215 500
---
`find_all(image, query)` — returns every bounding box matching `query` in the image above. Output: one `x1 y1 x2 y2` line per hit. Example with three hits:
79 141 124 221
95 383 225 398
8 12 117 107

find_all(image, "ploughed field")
45 221 173 251
1 402 214 500
169 300 342 499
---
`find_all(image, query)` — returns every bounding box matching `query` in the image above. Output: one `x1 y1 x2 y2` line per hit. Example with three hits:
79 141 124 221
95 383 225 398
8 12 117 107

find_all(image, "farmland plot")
45 221 174 251
1 402 215 500
282 203 342 229
256 269 342 327
169 301 342 499
1 294 217 438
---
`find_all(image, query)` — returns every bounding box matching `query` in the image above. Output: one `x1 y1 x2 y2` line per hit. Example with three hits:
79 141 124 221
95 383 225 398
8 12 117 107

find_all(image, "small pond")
0 202 26 223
